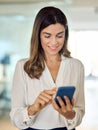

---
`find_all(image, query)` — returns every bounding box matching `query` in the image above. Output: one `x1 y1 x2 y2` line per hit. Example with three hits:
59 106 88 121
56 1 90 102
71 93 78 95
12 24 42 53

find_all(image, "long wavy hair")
24 6 71 79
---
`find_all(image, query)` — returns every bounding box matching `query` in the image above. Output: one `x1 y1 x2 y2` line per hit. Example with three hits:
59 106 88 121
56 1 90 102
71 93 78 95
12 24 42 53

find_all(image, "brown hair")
24 6 71 79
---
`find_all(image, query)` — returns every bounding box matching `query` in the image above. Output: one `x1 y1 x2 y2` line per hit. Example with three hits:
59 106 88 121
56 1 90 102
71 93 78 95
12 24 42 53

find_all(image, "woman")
10 6 85 130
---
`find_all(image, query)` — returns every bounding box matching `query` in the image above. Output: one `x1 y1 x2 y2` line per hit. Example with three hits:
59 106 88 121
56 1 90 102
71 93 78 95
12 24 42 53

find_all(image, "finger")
71 98 74 106
37 98 46 106
41 89 56 101
44 89 56 95
57 96 65 108
52 87 57 90
41 92 52 100
52 98 67 114
39 94 50 102
52 99 60 111
64 96 72 110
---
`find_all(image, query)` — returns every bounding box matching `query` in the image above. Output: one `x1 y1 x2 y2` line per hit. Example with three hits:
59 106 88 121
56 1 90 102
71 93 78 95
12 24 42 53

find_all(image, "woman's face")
40 23 65 58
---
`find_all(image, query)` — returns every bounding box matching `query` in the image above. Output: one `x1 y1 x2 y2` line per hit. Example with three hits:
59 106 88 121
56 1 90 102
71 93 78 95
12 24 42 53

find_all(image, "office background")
0 0 98 130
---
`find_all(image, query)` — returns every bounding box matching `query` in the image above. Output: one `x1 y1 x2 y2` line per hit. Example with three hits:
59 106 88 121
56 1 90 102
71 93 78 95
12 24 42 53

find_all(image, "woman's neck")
45 54 61 63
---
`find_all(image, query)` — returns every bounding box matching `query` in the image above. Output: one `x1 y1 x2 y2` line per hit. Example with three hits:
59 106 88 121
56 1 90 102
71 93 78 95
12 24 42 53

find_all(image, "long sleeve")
10 60 37 129
65 61 85 130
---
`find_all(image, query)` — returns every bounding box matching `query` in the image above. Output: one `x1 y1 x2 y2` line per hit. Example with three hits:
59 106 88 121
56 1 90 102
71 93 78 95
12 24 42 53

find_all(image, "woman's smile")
40 23 65 57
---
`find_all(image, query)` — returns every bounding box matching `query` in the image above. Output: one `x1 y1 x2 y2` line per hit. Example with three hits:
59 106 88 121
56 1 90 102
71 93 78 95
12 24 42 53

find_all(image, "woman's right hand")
28 87 56 116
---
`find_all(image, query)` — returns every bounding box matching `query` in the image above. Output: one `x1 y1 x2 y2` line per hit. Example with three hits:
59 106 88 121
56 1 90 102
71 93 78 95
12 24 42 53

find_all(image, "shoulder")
15 58 29 70
70 58 84 68
16 58 28 65
62 55 84 69
14 58 29 78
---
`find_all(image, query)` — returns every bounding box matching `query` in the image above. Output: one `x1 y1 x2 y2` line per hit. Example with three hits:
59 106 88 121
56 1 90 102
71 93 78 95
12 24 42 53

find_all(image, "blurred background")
0 0 98 130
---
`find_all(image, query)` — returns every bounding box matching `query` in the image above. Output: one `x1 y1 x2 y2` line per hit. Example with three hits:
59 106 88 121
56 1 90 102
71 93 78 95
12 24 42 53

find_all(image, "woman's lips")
48 46 58 50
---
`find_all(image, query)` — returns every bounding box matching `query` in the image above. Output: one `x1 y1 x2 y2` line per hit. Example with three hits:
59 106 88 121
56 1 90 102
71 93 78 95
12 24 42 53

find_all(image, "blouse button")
23 121 27 125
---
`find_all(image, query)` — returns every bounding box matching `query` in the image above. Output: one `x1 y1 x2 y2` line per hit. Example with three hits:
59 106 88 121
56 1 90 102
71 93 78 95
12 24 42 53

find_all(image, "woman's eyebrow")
42 32 51 35
57 31 65 35
42 31 65 35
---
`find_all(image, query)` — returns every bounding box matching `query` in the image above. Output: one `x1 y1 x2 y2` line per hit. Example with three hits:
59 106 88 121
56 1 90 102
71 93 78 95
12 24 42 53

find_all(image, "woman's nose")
51 37 58 45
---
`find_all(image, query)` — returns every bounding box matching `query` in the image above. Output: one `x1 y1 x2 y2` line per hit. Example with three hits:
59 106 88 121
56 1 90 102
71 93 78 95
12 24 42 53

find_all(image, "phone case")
55 86 75 107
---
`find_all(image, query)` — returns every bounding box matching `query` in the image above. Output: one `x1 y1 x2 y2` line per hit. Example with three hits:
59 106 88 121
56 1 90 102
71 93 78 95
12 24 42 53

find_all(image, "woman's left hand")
52 96 75 120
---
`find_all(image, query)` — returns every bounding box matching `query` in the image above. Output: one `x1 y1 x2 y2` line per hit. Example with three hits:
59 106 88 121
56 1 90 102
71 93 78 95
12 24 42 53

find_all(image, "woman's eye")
57 35 63 38
44 35 50 38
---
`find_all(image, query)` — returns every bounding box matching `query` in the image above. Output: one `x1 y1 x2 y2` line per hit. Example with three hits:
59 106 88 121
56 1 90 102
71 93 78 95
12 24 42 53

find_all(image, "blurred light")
94 7 98 14
64 0 73 4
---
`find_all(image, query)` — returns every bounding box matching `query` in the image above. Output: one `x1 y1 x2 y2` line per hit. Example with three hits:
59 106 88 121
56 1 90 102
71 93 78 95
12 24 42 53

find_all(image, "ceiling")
0 0 98 30
0 0 98 7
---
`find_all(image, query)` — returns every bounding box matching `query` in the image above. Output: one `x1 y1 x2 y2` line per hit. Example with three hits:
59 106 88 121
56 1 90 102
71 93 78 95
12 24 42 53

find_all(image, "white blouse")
10 55 85 130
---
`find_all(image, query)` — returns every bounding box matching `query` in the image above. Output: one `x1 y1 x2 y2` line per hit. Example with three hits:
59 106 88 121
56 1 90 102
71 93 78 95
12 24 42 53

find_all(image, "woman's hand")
52 96 75 120
28 87 56 116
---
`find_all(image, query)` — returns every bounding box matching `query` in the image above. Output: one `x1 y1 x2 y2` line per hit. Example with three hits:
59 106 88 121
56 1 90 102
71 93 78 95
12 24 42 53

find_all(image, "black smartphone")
55 86 75 107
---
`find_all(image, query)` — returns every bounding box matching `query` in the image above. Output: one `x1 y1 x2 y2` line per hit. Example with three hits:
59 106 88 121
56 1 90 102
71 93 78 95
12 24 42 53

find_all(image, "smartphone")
55 86 75 107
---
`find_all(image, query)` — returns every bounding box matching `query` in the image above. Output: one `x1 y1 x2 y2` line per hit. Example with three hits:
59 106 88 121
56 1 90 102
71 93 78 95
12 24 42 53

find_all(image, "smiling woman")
10 6 85 130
